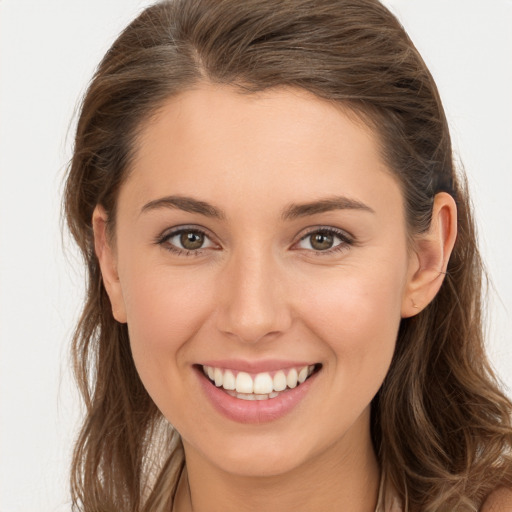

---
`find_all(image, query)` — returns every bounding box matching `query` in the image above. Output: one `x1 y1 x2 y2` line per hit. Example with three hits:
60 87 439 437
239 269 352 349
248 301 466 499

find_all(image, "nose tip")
215 255 292 344
221 308 284 345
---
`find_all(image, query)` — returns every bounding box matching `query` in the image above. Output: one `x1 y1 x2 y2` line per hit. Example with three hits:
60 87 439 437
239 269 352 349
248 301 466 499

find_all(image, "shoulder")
481 487 512 512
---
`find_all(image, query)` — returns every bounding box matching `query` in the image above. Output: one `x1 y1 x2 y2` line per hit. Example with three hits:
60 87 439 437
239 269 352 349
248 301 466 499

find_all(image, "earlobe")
401 192 457 318
92 205 127 323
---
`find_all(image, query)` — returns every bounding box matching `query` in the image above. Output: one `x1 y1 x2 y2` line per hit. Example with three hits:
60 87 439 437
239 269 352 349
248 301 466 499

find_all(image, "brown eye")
159 228 216 254
296 228 351 253
180 231 205 250
309 232 334 251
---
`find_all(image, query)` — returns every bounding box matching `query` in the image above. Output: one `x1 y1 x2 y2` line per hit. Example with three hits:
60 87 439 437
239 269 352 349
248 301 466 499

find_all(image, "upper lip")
198 359 317 373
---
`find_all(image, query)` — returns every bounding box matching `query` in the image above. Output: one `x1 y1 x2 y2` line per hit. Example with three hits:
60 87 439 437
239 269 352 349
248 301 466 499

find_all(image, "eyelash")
155 226 218 257
294 227 354 256
155 226 354 256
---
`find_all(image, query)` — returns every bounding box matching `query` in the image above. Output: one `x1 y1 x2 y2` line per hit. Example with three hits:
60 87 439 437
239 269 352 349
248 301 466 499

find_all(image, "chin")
184 419 353 480
212 443 311 478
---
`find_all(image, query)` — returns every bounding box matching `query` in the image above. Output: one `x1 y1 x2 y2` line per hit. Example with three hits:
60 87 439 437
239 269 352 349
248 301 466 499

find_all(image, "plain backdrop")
0 0 511 510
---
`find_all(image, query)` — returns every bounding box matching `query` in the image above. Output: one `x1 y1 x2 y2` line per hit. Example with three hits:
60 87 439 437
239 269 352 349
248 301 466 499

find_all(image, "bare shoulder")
481 487 512 512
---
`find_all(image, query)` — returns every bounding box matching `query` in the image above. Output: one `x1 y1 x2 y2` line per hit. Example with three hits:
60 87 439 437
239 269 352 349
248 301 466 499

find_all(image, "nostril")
219 326 287 345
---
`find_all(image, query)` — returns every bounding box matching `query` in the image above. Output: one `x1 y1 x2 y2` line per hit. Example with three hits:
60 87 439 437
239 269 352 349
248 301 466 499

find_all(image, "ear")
92 205 127 323
401 192 457 318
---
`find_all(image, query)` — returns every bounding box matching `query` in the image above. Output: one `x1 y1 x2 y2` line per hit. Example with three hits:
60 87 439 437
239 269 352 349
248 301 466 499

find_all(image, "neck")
174 411 380 512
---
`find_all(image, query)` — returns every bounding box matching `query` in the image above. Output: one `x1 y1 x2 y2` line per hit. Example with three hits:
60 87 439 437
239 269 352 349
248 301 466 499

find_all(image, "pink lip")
196 365 319 424
199 359 314 373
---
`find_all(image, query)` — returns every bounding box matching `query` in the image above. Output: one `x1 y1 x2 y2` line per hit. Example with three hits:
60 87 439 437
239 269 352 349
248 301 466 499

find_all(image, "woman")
64 0 512 510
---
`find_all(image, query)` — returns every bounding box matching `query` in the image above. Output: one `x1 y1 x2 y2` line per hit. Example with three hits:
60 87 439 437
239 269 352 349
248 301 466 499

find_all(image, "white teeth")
235 372 254 393
214 367 223 387
287 368 298 389
223 370 236 390
273 370 287 391
202 364 318 398
253 373 273 394
237 392 256 400
298 366 308 384
236 393 270 401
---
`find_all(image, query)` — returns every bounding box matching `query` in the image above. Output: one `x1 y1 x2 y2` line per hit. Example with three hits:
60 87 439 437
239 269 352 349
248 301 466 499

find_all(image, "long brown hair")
64 1 512 510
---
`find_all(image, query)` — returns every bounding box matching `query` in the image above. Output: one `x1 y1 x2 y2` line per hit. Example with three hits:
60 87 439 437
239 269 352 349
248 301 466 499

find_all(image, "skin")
94 85 457 512
482 488 512 512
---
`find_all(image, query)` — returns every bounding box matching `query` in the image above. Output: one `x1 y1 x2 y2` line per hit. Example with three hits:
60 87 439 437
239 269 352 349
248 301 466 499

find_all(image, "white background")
0 1 511 510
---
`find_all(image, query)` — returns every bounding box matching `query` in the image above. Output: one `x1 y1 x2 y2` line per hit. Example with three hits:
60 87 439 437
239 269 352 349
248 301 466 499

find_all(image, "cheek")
302 277 401 427
120 266 212 384
303 268 404 339
299 261 406 382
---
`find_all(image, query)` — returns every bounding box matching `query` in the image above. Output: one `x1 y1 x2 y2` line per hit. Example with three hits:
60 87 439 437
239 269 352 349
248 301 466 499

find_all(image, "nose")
215 249 293 344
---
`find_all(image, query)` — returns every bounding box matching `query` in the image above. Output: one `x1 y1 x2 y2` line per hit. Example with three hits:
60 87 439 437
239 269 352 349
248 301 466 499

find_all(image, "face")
98 85 417 478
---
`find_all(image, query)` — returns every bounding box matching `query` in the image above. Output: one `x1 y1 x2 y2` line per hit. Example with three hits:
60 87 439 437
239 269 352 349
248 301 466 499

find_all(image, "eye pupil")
180 231 204 250
310 232 334 250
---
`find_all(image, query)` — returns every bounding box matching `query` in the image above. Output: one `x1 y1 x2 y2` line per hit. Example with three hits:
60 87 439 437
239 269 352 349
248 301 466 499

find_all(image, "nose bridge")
216 244 291 343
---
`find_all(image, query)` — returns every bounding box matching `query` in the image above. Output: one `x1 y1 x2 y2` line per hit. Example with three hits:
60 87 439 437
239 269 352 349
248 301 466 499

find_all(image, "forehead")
123 84 402 220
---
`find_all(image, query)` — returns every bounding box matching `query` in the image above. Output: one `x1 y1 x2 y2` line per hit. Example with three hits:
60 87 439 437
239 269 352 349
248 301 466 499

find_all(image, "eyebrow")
140 194 374 220
281 196 375 220
141 195 225 219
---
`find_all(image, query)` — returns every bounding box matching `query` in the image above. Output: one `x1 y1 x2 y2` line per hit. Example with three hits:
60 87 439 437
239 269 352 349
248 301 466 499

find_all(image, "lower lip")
196 367 318 424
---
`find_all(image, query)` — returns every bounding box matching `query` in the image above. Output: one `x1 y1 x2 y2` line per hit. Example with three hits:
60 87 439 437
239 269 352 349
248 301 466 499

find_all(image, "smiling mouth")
201 364 322 401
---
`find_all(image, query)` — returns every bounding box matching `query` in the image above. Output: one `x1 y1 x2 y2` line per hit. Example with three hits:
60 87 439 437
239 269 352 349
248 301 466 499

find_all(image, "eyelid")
292 226 354 253
155 224 220 254
154 224 354 256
